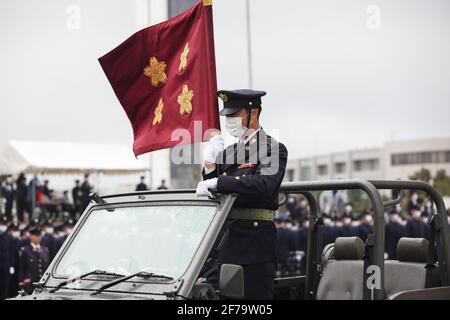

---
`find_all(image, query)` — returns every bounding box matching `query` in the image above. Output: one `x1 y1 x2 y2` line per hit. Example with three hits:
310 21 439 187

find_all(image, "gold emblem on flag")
153 98 164 125
177 84 194 115
144 57 168 87
179 43 190 72
219 93 228 102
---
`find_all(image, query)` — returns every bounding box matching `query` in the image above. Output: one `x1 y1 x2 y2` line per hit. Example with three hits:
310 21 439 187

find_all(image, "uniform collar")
31 242 41 251
240 126 262 145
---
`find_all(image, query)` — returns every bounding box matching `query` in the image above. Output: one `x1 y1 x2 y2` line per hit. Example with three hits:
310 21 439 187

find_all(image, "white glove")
203 135 224 164
9 267 15 275
196 178 218 198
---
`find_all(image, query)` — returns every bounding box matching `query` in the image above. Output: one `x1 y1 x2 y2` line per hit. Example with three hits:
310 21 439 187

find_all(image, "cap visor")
219 108 241 116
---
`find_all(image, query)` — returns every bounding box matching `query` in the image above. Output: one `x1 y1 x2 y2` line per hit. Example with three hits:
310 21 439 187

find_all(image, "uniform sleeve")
217 142 288 198
202 166 219 180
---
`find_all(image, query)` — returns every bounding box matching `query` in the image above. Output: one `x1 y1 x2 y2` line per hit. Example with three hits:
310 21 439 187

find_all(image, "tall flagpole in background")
246 0 253 89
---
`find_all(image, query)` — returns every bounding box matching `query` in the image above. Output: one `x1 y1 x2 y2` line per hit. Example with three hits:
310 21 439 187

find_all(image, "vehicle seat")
316 237 365 300
385 237 441 298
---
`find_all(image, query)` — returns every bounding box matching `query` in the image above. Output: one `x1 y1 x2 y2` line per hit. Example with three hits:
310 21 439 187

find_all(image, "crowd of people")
0 215 75 299
0 172 93 299
274 190 450 278
0 173 95 224
0 172 170 299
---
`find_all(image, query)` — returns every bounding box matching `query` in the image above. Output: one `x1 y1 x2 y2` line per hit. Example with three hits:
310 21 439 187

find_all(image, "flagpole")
246 0 253 89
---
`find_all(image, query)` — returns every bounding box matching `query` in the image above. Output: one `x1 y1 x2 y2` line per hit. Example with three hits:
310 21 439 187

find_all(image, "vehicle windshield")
54 202 218 281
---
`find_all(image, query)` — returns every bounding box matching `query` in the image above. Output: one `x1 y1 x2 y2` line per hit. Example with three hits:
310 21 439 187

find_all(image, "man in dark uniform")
1 175 15 221
196 89 288 300
136 176 148 191
322 213 338 245
356 211 374 243
0 216 14 299
80 174 92 213
15 173 28 223
71 179 82 217
405 205 430 240
18 227 50 295
385 208 405 259
41 220 56 261
274 213 295 278
8 221 21 297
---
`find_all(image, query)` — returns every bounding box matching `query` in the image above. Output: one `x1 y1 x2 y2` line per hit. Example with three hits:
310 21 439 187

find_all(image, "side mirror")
219 264 244 300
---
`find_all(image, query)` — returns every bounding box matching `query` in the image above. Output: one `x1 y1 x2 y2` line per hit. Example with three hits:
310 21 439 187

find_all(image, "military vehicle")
12 179 450 300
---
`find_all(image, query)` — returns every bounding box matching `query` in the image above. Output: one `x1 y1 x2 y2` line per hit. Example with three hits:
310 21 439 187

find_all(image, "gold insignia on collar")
143 57 167 87
219 93 228 102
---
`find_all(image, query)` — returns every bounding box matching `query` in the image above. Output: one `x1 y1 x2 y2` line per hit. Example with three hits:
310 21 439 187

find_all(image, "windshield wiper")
49 270 125 293
91 271 173 296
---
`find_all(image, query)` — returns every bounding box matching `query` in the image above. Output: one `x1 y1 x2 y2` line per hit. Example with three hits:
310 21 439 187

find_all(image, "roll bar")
280 179 386 300
369 180 450 286
279 179 450 300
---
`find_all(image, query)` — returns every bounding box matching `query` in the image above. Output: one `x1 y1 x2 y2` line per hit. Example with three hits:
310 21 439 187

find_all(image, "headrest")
334 237 365 260
397 237 428 263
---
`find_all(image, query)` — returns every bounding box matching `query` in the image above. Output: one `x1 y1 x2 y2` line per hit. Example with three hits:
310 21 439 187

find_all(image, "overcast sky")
1 0 449 159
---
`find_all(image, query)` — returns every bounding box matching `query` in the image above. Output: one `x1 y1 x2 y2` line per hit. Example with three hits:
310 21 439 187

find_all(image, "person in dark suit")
405 205 431 239
40 220 56 261
136 176 148 191
80 174 92 213
356 211 374 243
274 213 295 277
196 89 288 299
157 179 168 190
407 191 419 216
322 213 338 245
0 216 14 299
385 209 405 259
15 173 28 223
71 180 81 217
1 175 14 221
18 227 50 295
336 214 357 238
8 222 21 298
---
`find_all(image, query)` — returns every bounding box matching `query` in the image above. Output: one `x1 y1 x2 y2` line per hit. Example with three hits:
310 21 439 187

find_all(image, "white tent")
0 140 149 175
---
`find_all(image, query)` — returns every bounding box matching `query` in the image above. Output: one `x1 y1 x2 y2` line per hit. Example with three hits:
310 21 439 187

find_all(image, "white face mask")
0 225 7 233
225 113 249 138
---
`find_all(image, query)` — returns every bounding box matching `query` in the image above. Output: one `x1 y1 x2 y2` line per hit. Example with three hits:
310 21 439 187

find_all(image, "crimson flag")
99 0 219 156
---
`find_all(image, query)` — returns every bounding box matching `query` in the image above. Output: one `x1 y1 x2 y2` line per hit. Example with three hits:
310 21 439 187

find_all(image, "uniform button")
222 172 227 176
253 221 259 227
235 176 240 180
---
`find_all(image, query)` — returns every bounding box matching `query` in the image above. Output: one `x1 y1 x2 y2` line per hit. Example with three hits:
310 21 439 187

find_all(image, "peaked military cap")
217 89 266 115
29 227 42 236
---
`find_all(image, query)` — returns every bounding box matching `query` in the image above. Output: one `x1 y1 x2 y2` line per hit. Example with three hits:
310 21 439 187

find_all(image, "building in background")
285 137 450 182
